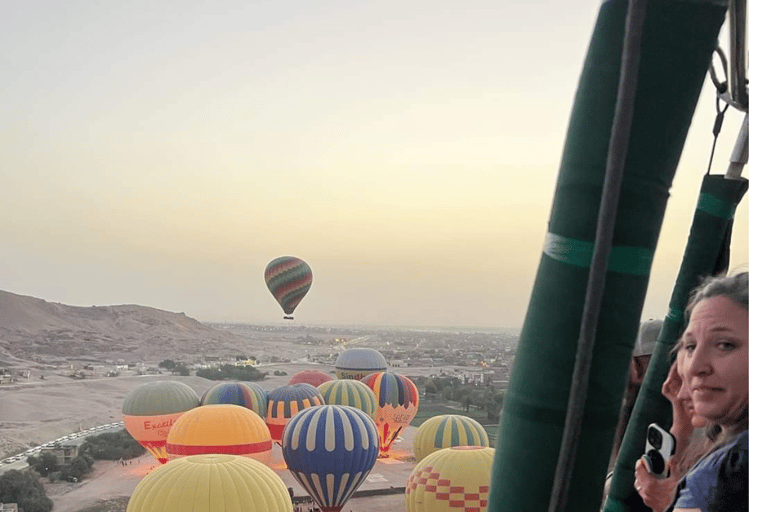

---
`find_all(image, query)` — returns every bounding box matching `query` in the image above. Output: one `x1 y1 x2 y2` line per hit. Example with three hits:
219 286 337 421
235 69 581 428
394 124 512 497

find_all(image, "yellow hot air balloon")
405 446 495 512
126 454 292 512
121 380 199 464
413 415 490 462
166 404 273 466
317 379 378 420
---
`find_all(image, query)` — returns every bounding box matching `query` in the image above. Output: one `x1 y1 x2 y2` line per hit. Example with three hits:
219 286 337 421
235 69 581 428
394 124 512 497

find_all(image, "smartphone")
643 423 676 478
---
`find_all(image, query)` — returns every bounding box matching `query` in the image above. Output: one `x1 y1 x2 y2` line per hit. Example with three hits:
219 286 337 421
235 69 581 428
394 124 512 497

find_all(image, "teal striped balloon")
264 256 312 317
317 379 378 420
413 414 490 462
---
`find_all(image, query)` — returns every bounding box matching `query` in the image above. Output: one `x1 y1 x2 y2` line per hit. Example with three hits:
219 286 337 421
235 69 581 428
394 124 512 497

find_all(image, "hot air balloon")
288 369 334 387
122 380 199 464
265 383 324 444
335 348 387 380
282 405 379 512
166 404 273 465
317 379 378 420
200 381 268 418
413 415 490 462
264 256 312 320
126 454 293 512
361 372 419 453
405 446 495 512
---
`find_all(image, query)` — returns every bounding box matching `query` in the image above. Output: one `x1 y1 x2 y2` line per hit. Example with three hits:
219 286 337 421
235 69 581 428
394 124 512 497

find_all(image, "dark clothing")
670 430 748 512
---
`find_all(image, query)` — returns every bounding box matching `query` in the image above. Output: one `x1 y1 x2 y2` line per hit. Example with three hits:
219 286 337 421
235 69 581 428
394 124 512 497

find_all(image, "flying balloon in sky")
282 405 379 512
264 256 313 320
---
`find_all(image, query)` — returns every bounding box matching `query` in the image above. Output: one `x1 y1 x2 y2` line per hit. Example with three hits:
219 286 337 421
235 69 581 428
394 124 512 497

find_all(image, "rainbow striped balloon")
413 414 490 462
264 256 312 317
361 372 420 452
200 381 268 418
317 379 378 420
266 384 325 443
282 405 379 512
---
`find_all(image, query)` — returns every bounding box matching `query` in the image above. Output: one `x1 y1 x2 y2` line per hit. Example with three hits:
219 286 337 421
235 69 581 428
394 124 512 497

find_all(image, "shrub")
0 470 53 512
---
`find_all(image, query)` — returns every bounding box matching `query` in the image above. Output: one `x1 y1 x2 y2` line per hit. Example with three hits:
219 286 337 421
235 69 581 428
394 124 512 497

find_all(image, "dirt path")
45 454 156 512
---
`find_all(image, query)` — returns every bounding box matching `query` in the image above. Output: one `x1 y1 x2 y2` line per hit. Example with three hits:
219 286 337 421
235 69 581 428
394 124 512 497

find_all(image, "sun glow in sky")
0 0 750 328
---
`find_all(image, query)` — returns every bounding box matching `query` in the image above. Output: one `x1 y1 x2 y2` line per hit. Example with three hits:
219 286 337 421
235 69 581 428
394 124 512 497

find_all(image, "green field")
413 398 499 447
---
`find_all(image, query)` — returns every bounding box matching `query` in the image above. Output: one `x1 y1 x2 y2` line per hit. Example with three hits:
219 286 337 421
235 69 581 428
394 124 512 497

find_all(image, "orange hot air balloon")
288 369 334 387
166 404 273 466
122 381 200 464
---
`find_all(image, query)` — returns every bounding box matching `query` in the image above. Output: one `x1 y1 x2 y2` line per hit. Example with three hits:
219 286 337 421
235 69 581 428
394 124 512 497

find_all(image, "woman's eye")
683 342 696 352
715 340 736 351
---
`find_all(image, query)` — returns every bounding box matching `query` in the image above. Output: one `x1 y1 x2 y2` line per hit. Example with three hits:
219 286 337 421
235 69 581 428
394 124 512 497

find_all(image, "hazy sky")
1 0 751 328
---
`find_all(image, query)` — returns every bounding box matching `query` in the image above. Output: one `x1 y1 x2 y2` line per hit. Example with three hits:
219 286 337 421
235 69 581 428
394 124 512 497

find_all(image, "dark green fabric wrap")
488 1 727 511
604 175 748 512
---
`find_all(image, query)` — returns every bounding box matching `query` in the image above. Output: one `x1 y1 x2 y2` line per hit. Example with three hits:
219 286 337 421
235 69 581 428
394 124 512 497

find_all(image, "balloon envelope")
413 415 490 462
121 380 199 464
362 372 419 453
166 404 273 465
405 446 495 512
282 405 379 512
264 256 312 316
317 379 378 420
266 383 325 443
335 348 387 380
288 369 334 387
200 381 268 418
126 454 292 512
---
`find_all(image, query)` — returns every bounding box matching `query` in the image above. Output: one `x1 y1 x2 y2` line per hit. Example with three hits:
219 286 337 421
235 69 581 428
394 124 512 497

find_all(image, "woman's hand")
662 363 699 440
634 457 680 512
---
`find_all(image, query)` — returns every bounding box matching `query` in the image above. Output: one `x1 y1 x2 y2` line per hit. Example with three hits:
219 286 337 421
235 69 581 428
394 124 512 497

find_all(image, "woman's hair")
684 271 749 322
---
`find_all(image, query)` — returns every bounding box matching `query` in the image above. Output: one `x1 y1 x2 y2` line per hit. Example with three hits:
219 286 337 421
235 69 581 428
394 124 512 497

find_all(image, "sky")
0 0 753 329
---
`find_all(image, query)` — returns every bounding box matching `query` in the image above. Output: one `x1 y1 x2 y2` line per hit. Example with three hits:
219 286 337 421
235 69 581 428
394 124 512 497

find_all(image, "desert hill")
0 289 253 364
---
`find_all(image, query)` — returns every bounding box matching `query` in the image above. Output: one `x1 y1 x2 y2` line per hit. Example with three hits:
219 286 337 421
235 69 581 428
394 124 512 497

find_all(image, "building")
40 444 78 466
0 504 19 511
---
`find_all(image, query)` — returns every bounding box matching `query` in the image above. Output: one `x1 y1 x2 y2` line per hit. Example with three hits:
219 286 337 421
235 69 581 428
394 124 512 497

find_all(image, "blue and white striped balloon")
282 405 379 512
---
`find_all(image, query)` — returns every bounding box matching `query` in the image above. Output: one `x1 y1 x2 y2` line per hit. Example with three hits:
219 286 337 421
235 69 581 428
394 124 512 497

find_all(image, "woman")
634 271 748 512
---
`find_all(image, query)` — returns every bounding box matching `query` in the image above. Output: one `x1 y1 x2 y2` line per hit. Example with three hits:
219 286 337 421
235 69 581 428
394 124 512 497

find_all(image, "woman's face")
678 296 748 429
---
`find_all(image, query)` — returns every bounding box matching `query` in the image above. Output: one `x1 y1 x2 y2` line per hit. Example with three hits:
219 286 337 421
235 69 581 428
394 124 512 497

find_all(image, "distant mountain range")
0 289 253 365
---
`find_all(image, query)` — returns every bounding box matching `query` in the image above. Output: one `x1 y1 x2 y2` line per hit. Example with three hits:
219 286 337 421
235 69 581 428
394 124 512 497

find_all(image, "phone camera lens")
647 449 665 475
649 429 662 449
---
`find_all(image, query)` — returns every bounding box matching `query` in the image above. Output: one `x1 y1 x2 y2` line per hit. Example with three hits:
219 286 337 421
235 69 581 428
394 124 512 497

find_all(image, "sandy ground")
0 362 337 457
45 427 418 512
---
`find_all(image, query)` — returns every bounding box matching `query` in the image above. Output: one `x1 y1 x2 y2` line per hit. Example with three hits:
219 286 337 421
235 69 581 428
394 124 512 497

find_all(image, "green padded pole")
487 1 727 511
603 174 748 512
